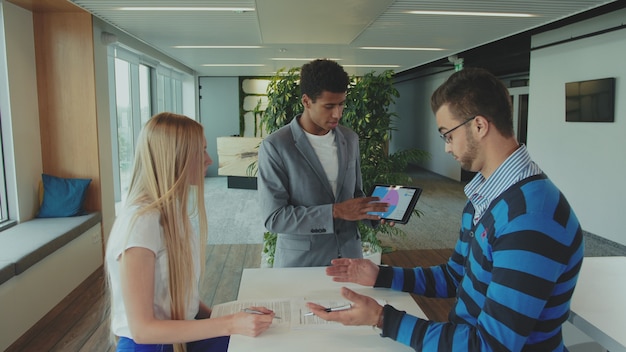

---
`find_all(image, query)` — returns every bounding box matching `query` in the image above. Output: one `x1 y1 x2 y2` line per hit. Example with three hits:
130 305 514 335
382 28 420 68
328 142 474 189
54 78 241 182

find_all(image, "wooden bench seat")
0 213 101 284
0 213 103 351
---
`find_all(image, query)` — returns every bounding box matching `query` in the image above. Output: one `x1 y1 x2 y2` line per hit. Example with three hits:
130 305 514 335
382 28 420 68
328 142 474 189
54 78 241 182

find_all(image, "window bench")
0 212 103 351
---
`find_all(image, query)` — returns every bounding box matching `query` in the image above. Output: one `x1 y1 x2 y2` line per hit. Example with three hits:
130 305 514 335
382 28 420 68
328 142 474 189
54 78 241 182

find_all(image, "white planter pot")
261 251 273 268
363 250 382 265
362 242 382 265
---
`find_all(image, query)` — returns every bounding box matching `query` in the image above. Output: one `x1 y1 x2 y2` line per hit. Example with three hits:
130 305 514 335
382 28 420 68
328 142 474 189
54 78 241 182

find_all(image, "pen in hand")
304 303 352 316
242 308 281 319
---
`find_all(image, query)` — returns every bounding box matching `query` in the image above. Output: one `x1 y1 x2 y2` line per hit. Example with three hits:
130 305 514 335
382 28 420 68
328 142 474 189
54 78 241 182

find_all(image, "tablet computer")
367 184 422 224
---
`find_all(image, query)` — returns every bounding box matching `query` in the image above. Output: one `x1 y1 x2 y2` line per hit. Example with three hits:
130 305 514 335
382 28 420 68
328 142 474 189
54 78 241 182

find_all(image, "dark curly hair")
300 59 350 102
430 67 514 137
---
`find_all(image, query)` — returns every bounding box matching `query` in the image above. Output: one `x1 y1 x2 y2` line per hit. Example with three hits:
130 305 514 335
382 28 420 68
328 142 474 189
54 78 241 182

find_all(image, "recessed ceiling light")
173 46 262 49
118 7 255 12
270 58 342 61
201 64 265 67
360 46 444 51
407 10 535 17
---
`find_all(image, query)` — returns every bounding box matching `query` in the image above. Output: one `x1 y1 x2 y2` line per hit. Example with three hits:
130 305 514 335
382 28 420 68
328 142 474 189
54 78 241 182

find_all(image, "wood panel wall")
33 11 101 212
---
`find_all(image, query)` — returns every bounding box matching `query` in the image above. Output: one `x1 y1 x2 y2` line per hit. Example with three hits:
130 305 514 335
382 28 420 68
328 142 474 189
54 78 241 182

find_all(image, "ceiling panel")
64 0 620 77
256 0 394 44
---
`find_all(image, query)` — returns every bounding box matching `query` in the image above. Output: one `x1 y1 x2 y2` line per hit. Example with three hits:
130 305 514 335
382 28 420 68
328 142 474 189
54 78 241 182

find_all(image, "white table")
228 266 426 352
569 256 626 352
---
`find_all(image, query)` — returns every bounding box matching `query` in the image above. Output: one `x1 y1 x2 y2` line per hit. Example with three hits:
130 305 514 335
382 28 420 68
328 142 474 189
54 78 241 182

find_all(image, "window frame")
108 44 188 207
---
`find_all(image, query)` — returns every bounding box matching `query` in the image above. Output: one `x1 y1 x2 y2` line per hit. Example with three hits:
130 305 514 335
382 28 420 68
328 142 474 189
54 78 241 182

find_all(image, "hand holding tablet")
367 184 422 224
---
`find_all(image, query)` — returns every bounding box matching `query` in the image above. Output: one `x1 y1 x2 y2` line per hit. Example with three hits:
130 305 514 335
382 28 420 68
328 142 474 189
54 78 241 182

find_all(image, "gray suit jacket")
258 116 367 267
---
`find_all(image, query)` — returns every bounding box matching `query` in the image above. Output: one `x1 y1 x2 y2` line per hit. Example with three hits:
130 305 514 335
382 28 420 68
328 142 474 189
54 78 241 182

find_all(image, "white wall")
392 70 461 181
198 76 240 177
527 9 626 246
391 8 625 246
0 2 43 221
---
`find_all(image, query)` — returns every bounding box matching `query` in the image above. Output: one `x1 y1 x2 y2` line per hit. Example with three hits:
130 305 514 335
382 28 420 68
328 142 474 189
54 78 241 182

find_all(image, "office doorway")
510 86 529 145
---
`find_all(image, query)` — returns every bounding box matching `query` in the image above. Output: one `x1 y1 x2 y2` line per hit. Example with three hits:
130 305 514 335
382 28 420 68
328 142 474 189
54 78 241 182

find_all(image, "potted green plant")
342 70 429 255
259 67 302 133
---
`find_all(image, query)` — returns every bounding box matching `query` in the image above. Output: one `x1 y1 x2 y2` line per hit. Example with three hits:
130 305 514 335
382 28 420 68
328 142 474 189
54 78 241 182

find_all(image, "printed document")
211 297 383 330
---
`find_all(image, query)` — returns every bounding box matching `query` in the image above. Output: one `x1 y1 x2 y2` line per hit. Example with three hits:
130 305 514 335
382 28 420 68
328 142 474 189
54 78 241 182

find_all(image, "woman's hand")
230 307 275 337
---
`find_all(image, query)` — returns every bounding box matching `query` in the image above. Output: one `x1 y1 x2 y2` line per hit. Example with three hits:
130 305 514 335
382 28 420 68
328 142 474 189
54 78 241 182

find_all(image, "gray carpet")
204 168 626 256
204 168 467 249
379 167 466 250
204 177 266 244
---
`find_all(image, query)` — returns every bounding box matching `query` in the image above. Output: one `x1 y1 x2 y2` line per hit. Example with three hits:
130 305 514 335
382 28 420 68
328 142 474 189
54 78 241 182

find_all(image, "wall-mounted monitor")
565 77 615 122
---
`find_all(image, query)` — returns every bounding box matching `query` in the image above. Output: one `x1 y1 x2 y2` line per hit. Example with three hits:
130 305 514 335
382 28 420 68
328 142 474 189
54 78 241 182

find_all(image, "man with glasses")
307 67 584 351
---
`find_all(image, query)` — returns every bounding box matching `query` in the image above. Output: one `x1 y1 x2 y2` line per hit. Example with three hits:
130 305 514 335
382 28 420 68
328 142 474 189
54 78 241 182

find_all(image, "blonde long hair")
125 112 208 352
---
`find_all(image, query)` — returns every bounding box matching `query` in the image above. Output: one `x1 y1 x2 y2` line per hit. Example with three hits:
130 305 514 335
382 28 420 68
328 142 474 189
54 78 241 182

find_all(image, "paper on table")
212 297 385 331
293 298 352 329
212 299 291 327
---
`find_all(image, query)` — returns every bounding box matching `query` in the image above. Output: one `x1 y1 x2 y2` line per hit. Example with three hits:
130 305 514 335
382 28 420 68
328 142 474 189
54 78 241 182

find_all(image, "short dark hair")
300 59 350 102
430 67 514 137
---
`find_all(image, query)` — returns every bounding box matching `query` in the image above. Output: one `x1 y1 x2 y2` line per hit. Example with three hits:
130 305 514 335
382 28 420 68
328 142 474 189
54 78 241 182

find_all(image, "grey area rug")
203 168 468 249
379 167 467 250
203 169 625 256
204 177 266 244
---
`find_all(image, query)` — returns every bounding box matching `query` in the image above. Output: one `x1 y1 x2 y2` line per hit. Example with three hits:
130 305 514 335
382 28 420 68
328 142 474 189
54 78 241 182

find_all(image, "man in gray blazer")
258 59 389 268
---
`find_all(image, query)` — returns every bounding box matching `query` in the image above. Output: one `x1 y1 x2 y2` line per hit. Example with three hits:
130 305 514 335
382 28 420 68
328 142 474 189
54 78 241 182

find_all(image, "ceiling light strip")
360 47 444 51
270 58 342 61
343 64 400 68
173 46 262 49
118 7 255 12
202 64 265 67
407 10 535 18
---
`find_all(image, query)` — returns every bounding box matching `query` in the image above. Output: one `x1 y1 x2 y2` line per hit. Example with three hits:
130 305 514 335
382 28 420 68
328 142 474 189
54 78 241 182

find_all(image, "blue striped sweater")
375 174 584 351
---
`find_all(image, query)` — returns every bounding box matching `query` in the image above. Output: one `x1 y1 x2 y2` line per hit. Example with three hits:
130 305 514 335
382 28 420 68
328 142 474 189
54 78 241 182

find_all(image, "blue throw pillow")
37 174 92 218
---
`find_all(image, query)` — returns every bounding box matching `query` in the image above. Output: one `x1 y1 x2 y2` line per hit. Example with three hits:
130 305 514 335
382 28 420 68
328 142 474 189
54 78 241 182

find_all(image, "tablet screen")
367 184 422 224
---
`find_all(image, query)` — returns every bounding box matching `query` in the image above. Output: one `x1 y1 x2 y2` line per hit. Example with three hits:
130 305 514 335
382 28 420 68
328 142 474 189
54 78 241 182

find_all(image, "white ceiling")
67 0 619 77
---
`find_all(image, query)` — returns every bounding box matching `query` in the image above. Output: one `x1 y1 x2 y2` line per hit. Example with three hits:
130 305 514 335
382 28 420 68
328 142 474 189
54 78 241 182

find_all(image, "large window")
156 66 184 113
114 58 135 201
139 64 152 125
0 114 8 224
0 5 9 225
109 46 188 207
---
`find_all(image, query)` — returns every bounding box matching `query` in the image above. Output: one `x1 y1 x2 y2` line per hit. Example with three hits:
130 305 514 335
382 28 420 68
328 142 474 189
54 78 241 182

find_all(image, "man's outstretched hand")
326 258 379 286
306 287 383 327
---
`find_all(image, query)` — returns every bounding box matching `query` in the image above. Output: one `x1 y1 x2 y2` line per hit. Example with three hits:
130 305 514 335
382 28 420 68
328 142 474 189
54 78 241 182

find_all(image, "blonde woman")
106 113 274 352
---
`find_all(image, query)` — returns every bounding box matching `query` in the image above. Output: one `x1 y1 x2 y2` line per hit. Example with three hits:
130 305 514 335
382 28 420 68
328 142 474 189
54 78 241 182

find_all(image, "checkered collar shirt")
464 144 543 224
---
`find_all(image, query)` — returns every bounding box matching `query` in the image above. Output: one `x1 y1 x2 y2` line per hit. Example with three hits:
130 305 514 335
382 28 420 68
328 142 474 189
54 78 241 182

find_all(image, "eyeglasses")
439 116 476 144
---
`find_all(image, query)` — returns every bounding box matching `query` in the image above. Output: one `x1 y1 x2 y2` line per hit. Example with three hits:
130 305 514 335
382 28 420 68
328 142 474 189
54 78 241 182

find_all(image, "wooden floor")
6 244 263 352
6 245 455 351
381 248 456 322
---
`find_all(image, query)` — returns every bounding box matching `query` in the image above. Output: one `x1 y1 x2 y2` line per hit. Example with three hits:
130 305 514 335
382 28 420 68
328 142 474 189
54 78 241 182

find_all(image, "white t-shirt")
105 205 201 338
304 129 339 196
